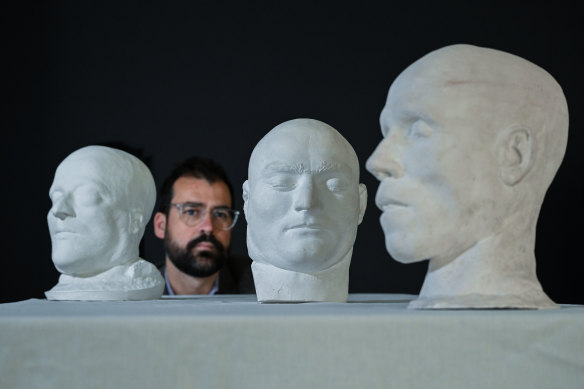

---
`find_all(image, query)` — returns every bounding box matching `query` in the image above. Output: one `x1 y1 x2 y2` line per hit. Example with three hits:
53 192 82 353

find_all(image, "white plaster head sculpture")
45 145 165 300
243 118 367 302
366 44 569 309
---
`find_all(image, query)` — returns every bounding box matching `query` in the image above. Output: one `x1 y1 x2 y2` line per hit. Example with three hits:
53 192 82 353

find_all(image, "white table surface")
1 294 583 389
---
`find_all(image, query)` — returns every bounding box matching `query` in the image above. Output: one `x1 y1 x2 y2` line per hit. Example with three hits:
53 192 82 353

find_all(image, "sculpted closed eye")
409 120 434 138
76 187 104 206
326 178 347 192
266 174 297 191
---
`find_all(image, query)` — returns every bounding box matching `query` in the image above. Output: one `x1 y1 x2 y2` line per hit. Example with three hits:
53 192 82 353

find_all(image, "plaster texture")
244 119 367 302
46 145 164 300
366 44 569 309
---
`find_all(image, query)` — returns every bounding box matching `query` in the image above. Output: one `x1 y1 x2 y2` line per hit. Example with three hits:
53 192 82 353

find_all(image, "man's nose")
197 211 215 234
50 195 75 220
293 175 321 211
366 136 404 181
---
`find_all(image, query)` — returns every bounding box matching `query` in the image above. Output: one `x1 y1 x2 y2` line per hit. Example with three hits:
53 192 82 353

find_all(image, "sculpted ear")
129 208 144 235
153 212 167 239
498 126 533 186
357 183 367 225
242 180 250 218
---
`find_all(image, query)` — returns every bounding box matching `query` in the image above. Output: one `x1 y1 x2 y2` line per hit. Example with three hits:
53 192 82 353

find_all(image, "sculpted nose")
293 175 320 211
366 137 404 181
51 195 75 220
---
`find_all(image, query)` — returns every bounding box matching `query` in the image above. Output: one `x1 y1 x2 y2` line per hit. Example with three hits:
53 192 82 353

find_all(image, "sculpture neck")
413 211 556 309
45 258 165 301
252 250 352 303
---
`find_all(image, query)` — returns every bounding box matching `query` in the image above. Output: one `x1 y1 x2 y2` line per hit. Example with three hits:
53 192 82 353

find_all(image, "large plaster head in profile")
45 145 165 300
366 44 569 309
243 118 367 302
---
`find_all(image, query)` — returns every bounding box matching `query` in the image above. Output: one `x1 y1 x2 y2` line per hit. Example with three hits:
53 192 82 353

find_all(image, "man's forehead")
172 176 232 205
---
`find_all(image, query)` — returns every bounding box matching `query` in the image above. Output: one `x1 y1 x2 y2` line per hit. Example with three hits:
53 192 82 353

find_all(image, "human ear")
498 126 533 186
242 180 249 218
357 183 367 225
153 212 167 239
129 208 144 235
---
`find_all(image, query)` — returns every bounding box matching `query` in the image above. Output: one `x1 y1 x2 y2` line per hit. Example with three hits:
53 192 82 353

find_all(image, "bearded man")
154 156 254 295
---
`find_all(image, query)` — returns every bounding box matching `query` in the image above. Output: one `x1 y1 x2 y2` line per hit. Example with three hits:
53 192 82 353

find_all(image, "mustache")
185 233 225 253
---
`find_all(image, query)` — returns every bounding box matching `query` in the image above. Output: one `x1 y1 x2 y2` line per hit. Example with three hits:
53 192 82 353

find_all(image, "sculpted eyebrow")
263 161 349 175
76 182 112 197
263 162 306 174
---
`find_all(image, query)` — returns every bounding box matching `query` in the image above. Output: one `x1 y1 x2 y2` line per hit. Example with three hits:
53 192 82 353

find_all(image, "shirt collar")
164 268 219 296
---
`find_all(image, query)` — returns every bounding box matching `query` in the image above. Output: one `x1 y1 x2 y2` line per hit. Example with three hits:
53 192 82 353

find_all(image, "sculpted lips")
286 222 325 231
375 196 408 212
51 226 78 235
51 230 78 240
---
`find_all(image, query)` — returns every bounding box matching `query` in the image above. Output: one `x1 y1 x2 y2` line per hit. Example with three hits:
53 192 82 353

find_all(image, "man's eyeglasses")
168 203 240 230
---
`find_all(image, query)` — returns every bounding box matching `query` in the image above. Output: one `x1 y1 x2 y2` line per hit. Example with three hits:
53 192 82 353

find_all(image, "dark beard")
165 233 227 278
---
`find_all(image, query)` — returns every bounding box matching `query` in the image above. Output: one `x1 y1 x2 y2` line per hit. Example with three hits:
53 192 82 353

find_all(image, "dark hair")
158 156 235 213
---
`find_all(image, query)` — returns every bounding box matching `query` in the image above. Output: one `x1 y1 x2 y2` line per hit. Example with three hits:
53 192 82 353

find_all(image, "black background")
3 1 582 304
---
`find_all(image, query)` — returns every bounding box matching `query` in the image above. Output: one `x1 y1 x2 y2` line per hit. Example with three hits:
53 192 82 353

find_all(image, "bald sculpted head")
366 44 568 308
47 145 156 276
243 118 367 273
366 44 568 264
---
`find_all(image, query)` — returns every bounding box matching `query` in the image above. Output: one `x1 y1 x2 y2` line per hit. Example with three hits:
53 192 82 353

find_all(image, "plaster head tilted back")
45 145 164 300
243 118 367 302
366 44 569 309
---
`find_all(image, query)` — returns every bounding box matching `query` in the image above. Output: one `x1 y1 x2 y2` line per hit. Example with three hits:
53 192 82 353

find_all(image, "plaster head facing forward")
46 145 164 300
243 118 367 302
366 44 568 309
